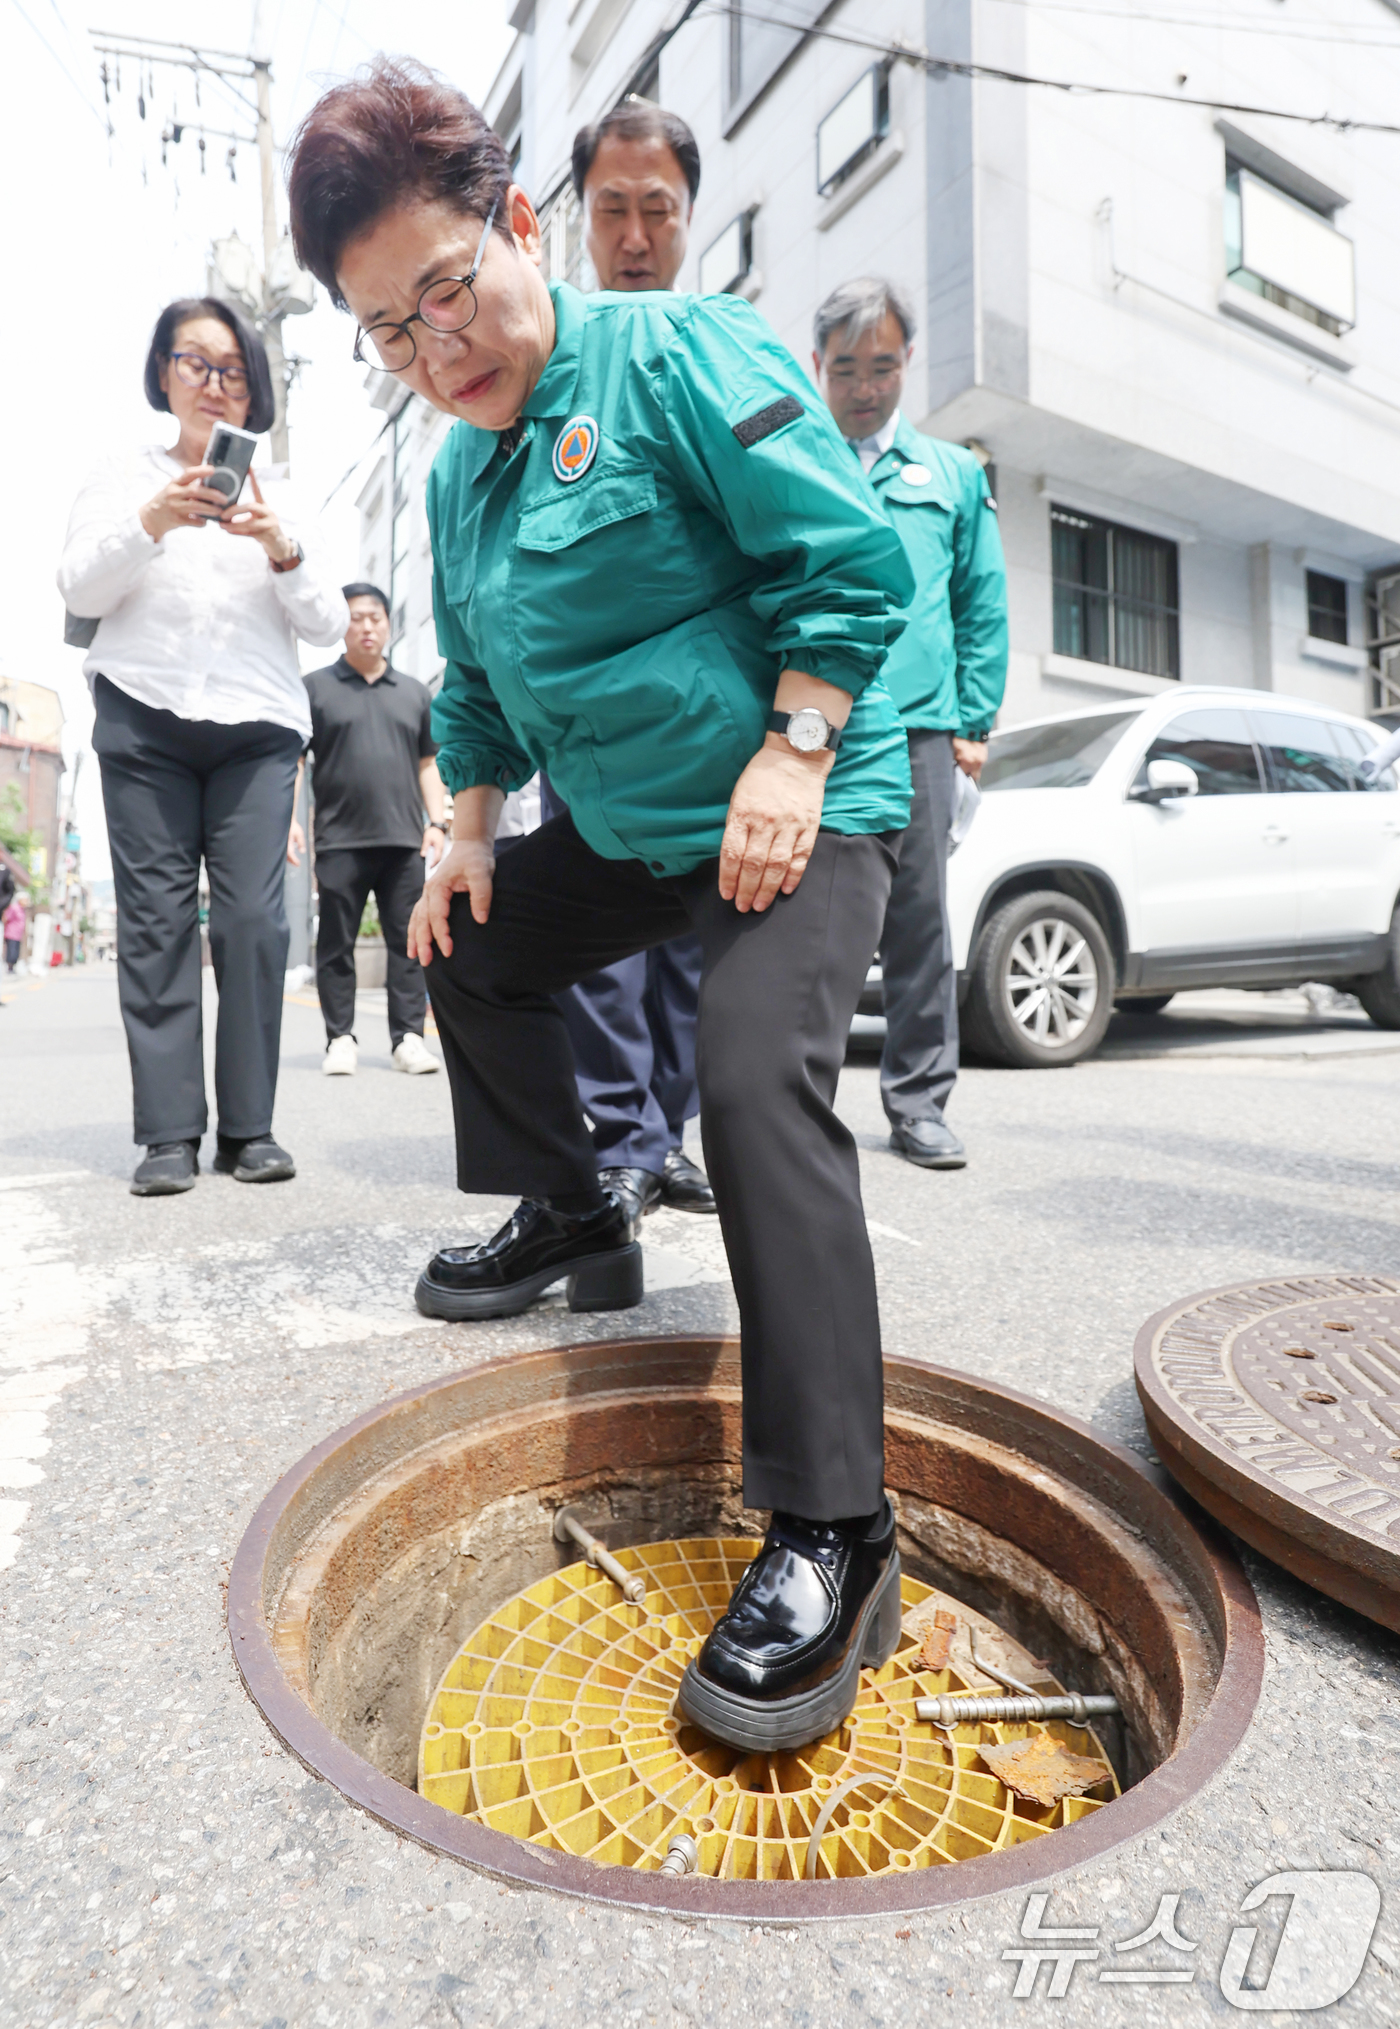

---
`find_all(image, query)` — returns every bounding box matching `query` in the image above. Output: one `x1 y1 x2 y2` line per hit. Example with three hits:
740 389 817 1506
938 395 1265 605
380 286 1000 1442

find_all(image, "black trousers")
92 675 301 1146
538 773 702 1171
880 730 960 1123
425 814 896 1518
314 845 428 1047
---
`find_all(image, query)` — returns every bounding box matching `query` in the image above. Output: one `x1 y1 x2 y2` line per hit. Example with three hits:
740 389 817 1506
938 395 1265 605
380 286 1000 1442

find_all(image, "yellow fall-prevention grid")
418 1537 1118 1882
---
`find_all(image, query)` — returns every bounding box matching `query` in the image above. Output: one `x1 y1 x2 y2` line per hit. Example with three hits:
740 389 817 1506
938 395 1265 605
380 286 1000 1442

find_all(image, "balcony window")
816 65 890 195
726 0 825 129
699 210 754 296
1051 506 1180 680
1224 163 1355 337
1306 570 1348 646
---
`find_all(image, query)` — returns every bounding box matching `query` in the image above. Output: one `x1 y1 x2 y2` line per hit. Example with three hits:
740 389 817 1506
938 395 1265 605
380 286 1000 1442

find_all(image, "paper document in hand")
949 768 981 848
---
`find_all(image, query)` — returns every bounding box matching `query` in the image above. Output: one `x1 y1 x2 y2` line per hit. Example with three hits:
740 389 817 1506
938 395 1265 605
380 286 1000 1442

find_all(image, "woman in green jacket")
288 60 913 1754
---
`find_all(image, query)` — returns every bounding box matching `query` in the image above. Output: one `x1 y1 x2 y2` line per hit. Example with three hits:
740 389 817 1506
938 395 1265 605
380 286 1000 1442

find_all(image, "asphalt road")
2 964 1399 2028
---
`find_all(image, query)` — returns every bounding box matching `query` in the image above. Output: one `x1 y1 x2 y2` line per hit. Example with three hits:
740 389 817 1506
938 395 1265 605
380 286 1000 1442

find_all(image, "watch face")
786 707 829 753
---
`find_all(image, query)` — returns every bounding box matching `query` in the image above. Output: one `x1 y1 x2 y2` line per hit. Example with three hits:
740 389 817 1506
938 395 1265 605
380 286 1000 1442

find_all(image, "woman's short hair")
287 58 512 308
144 297 275 436
571 98 701 205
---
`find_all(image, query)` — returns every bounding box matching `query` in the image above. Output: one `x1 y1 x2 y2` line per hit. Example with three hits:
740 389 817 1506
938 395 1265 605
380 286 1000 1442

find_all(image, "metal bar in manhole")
915 1692 1121 1725
551 1506 647 1604
915 1630 1119 1727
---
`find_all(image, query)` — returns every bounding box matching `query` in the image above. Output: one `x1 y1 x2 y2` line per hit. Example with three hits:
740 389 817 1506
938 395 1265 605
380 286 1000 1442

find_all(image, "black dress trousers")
538 772 703 1172
92 676 301 1145
879 729 961 1124
313 845 428 1047
424 813 896 1520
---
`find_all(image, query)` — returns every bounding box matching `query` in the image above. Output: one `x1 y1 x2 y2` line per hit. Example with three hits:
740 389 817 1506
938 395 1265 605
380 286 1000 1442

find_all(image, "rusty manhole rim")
227 1339 1264 1922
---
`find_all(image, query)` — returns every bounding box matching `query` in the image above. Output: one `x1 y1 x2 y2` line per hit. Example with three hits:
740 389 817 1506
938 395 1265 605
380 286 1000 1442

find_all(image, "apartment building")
0 677 66 893
358 0 1400 728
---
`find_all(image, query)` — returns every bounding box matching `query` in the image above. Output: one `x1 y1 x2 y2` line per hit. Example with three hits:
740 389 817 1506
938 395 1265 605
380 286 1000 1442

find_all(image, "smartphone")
199 421 259 516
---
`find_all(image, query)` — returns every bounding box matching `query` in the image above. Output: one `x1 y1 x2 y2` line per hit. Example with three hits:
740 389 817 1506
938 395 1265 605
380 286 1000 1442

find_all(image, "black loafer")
415 1197 643 1321
660 1146 716 1214
596 1165 663 1242
212 1134 296 1183
678 1502 900 1752
130 1140 199 1197
889 1116 967 1170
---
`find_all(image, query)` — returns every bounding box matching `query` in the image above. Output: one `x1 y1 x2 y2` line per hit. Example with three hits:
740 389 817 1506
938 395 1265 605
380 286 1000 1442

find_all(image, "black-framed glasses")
353 195 500 372
169 351 250 398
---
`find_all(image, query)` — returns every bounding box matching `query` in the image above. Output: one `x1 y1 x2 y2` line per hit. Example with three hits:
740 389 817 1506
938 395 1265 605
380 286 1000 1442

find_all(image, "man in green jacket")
815 278 1008 1169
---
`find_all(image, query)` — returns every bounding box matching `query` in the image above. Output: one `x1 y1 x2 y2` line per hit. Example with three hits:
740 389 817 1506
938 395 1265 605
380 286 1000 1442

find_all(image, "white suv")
883 687 1400 1068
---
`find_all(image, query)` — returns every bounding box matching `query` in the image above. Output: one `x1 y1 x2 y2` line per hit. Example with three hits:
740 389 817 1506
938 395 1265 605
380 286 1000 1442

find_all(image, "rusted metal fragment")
976 1732 1113 1807
918 1609 958 1671
1134 1275 1400 1634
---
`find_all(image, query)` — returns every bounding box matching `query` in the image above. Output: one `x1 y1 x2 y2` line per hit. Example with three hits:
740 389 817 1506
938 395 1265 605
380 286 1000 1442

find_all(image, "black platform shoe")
414 1197 644 1321
677 1501 900 1752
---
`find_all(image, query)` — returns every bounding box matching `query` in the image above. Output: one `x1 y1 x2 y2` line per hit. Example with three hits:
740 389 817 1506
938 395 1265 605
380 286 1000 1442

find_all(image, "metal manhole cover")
1135 1275 1400 1630
419 1537 1118 1882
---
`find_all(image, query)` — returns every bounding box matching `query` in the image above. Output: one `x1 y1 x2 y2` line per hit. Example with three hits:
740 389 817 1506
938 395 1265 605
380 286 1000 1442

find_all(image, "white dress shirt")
847 410 900 474
57 444 350 738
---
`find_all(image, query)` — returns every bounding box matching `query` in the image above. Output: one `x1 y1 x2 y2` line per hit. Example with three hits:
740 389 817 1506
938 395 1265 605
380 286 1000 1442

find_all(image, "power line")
698 5 1400 135
9 0 106 128
987 0 1400 52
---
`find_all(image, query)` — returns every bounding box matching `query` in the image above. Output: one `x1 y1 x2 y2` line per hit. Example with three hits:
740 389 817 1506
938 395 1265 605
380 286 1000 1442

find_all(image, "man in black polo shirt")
290 583 445 1076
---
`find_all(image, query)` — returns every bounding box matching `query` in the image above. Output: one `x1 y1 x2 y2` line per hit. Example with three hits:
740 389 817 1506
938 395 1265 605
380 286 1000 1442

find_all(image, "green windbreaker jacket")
428 282 915 876
865 416 1008 737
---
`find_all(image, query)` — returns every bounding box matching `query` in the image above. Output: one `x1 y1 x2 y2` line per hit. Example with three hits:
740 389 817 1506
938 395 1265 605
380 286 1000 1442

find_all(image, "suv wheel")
1354 906 1400 1029
965 890 1115 1068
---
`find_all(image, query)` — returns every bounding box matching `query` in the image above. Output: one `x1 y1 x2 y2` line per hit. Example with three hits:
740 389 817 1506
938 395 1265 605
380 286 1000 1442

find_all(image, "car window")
1250 711 1364 792
980 709 1141 791
1331 719 1398 793
1135 708 1262 795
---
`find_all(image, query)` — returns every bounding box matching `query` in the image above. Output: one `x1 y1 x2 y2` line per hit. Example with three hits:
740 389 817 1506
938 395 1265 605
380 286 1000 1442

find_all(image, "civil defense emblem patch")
552 415 600 483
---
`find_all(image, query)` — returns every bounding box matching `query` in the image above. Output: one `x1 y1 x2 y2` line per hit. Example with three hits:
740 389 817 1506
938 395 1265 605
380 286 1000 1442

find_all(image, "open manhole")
419 1546 1120 1881
229 1336 1262 1918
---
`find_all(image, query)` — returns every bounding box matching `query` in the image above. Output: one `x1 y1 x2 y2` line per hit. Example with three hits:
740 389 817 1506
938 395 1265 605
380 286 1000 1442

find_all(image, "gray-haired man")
815 279 1008 1166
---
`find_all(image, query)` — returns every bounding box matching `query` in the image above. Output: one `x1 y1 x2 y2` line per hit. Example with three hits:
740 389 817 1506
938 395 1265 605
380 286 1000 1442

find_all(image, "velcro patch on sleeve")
731 395 805 448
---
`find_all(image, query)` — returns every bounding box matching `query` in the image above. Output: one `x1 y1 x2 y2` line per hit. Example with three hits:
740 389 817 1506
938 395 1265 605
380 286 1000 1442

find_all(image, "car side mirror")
1131 759 1199 805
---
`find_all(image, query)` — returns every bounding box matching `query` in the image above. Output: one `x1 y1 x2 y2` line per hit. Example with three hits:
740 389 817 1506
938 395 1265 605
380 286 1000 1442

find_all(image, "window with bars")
538 182 589 289
1305 570 1348 645
1051 506 1180 680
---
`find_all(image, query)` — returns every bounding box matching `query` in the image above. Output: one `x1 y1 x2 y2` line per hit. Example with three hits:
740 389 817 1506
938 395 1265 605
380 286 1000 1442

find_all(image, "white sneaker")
323 1034 358 1076
393 1033 440 1075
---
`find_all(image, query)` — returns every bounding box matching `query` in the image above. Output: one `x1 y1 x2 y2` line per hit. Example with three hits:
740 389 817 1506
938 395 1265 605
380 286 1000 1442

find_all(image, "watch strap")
767 709 842 752
269 541 304 575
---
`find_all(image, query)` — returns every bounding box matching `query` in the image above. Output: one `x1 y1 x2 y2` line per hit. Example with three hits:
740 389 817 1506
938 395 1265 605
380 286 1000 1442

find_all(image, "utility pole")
249 0 288 463
91 17 312 467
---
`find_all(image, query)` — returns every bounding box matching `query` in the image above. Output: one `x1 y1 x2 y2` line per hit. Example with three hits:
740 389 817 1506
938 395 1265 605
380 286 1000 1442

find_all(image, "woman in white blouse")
57 296 348 1196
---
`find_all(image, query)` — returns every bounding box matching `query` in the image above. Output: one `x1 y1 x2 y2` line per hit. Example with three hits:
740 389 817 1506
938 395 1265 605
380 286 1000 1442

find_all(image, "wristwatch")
768 707 842 754
269 540 304 575
425 820 447 834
